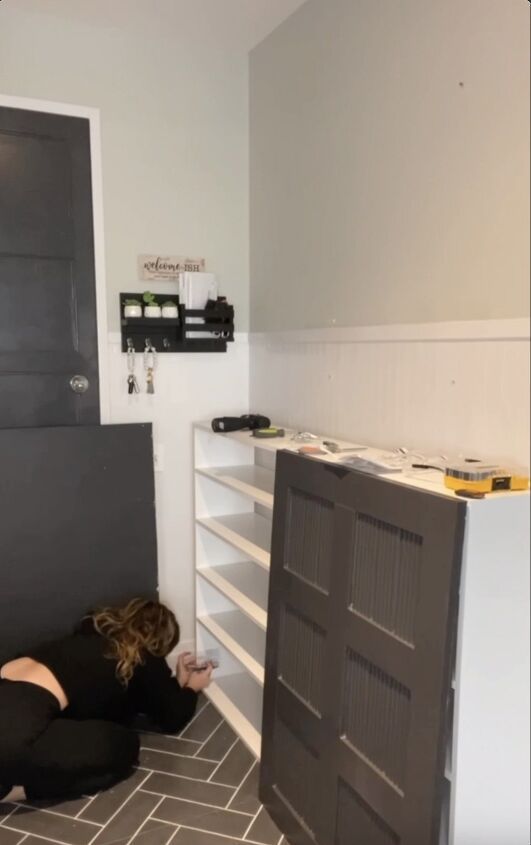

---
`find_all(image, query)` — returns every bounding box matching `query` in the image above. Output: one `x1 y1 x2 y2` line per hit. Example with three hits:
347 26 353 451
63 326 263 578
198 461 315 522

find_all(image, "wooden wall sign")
138 255 205 281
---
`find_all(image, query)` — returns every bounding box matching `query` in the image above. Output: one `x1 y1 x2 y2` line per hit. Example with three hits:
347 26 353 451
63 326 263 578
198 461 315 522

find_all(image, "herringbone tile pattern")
0 699 286 845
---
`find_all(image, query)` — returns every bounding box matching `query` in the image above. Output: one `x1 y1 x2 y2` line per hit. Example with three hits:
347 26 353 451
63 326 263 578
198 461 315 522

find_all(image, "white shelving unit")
196 465 274 509
194 421 530 844
197 562 269 629
197 512 271 569
194 421 279 758
193 421 437 760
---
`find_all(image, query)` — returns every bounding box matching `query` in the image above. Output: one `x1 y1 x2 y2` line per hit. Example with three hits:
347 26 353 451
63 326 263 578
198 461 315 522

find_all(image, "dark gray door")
0 424 158 663
0 106 99 428
261 452 465 845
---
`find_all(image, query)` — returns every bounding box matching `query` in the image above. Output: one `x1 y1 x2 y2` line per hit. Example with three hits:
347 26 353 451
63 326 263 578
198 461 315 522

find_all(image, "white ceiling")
11 0 308 51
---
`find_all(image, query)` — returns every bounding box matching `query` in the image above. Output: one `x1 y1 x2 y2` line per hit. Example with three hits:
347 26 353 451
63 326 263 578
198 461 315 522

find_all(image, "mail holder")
120 293 234 353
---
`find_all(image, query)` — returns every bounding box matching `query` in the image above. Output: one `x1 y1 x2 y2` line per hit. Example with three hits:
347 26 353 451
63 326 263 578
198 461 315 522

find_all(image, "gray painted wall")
250 0 530 331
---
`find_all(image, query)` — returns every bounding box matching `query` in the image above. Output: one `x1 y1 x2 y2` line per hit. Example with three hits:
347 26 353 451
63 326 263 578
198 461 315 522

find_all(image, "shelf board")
194 421 297 454
206 674 262 759
196 465 274 510
197 513 271 570
198 563 268 630
122 317 181 327
195 421 500 500
198 611 265 685
194 420 365 455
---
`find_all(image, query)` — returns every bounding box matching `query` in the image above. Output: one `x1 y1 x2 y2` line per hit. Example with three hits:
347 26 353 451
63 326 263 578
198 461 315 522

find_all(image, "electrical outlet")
153 443 164 472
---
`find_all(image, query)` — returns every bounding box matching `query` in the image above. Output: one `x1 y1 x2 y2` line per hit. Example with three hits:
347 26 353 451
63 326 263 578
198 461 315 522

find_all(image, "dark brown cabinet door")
0 424 158 663
0 106 99 427
261 452 465 845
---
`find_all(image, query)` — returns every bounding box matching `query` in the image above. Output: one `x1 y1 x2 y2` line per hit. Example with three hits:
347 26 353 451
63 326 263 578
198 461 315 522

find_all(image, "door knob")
70 375 90 394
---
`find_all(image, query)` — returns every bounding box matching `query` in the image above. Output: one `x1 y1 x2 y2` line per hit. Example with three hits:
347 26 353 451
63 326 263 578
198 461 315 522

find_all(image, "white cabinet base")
193 421 530 843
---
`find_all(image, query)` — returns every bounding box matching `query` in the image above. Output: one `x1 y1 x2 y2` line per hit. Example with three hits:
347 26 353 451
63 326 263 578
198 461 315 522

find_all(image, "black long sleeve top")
26 619 197 733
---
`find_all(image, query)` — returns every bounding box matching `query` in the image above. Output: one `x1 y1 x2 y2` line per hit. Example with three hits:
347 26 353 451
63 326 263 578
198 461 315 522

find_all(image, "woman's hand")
185 664 213 693
176 652 195 688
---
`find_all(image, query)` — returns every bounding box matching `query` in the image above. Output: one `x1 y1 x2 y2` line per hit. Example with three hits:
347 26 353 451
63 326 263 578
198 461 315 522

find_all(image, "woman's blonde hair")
91 598 180 685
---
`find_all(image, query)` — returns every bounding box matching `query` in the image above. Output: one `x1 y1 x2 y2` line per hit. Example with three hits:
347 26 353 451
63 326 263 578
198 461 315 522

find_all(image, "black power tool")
211 414 271 433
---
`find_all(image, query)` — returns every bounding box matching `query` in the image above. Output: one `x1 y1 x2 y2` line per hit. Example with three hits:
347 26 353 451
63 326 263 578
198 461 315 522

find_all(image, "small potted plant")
123 298 142 318
143 291 161 318
161 300 178 318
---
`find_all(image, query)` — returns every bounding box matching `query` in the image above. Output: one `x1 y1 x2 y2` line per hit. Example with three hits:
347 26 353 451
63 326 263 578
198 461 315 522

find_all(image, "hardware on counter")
444 463 529 494
291 432 319 443
298 445 327 455
323 441 367 454
411 463 445 472
455 489 486 500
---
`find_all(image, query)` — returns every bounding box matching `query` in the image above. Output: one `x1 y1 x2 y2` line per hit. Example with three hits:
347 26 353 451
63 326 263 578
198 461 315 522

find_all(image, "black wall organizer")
120 293 234 353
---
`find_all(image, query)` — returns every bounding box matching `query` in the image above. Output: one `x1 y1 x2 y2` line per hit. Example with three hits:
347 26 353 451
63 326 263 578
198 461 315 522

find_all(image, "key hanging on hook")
126 341 140 395
144 339 157 395
128 373 140 394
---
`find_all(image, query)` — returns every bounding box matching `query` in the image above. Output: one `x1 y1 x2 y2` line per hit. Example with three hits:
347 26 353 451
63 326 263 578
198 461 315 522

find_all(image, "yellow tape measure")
444 463 529 494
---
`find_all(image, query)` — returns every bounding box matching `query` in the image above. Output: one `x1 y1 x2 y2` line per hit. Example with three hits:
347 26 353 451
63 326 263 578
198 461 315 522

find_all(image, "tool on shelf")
211 414 271 433
252 427 285 439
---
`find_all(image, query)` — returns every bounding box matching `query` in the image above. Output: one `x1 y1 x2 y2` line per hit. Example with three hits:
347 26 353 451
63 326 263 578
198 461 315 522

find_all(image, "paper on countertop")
179 272 218 309
180 272 219 338
339 450 405 474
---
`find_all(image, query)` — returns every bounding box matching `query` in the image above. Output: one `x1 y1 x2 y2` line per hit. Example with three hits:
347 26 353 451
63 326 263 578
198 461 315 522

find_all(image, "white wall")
250 321 530 467
249 0 530 470
250 0 530 331
0 0 250 331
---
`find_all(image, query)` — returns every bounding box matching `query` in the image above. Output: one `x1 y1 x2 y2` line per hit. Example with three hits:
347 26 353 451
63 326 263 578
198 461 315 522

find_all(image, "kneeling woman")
0 598 212 802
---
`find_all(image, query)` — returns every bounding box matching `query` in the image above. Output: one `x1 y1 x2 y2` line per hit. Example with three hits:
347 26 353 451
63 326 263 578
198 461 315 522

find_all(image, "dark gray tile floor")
0 698 286 845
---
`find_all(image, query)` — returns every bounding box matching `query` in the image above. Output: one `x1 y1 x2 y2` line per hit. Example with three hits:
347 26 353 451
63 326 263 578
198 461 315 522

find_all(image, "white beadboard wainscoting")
249 319 530 468
104 319 529 646
107 333 250 647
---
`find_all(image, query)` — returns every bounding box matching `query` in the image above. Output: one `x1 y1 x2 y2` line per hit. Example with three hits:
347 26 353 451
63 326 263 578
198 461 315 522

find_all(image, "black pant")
0 680 139 800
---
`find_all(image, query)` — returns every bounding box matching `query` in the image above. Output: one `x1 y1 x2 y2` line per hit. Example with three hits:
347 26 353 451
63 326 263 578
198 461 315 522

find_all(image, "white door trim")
0 93 110 422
